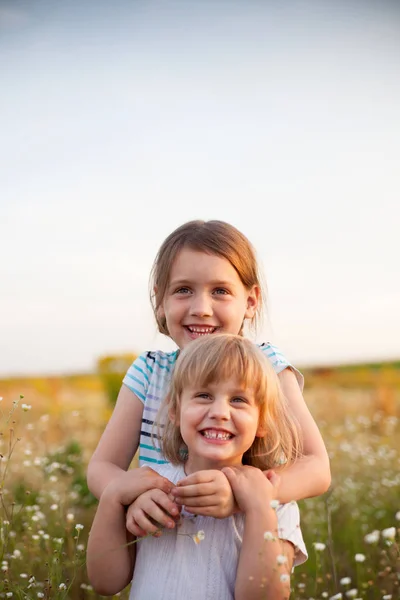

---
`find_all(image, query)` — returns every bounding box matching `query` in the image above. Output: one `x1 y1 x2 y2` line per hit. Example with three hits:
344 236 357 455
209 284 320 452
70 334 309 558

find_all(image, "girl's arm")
236 511 293 600
87 384 170 501
276 368 331 502
87 385 143 499
87 481 135 596
223 467 293 600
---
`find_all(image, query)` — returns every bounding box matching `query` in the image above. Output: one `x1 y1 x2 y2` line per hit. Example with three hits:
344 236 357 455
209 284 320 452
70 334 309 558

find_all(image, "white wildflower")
354 553 365 562
345 590 358 598
263 531 275 541
276 554 287 565
381 527 396 540
313 542 326 551
75 523 84 531
270 499 280 510
280 573 290 583
364 530 379 544
58 583 67 590
50 504 58 511
340 577 351 585
192 530 205 544
66 513 75 522
21 403 32 411
329 594 342 600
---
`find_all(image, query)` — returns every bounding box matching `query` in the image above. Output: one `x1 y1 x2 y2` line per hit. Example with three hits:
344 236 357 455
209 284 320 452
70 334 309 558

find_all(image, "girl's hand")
222 465 280 515
106 466 173 507
171 470 236 518
126 488 181 537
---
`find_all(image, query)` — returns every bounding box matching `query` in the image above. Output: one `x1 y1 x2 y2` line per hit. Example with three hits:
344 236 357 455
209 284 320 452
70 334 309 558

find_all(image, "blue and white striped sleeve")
260 343 304 391
122 353 151 404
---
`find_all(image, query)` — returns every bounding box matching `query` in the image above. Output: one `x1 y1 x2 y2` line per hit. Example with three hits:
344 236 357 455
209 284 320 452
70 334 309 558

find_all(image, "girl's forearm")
272 454 331 504
235 508 291 600
87 489 134 596
87 460 126 500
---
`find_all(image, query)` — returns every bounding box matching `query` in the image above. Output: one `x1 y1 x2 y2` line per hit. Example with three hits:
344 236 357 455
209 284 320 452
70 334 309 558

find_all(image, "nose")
189 292 213 318
208 398 230 421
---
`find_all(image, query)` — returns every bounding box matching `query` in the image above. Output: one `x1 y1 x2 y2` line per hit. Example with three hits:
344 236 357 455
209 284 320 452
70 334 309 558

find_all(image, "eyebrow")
169 279 236 287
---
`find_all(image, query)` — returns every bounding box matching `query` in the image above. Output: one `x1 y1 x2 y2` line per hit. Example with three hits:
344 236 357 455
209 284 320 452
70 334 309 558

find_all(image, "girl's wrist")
243 504 278 526
102 480 125 507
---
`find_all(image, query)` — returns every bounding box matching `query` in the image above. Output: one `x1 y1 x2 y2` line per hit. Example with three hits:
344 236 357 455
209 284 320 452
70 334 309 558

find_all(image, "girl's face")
175 377 264 473
159 248 259 349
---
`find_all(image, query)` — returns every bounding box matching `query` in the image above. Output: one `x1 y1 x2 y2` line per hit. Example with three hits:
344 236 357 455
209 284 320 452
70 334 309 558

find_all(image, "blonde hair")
149 220 265 336
156 334 302 470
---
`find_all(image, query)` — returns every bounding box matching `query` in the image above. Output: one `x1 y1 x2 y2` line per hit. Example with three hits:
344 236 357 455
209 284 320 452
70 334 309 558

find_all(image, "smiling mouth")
200 429 233 441
185 326 218 335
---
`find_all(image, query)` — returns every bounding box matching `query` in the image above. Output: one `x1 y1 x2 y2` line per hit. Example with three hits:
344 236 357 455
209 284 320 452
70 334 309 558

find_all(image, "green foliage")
97 353 137 407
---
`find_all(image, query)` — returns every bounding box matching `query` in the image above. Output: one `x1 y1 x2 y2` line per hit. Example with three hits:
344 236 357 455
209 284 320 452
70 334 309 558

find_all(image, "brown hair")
156 334 302 470
149 220 265 336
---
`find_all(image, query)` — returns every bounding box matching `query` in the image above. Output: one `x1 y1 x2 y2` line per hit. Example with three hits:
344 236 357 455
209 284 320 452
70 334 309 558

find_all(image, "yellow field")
0 369 399 599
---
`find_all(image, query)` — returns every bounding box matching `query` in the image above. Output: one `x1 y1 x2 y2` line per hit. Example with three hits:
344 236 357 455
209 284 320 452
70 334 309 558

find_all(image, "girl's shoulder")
132 349 179 373
258 342 291 371
257 342 304 390
123 349 179 400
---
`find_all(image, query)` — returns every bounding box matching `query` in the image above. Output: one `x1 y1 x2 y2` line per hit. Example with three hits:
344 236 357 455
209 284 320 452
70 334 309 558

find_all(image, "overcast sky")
1 0 399 376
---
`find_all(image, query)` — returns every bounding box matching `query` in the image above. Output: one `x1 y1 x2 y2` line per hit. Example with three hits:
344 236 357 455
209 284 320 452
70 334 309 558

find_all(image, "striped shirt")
123 342 303 466
129 462 307 600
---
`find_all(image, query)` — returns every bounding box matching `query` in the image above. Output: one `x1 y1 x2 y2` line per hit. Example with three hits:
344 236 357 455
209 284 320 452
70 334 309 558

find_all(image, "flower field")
0 372 399 599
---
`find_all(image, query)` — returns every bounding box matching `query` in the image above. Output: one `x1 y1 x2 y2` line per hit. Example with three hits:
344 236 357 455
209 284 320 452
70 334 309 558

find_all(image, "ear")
153 285 165 318
168 405 179 426
255 419 267 438
244 285 260 319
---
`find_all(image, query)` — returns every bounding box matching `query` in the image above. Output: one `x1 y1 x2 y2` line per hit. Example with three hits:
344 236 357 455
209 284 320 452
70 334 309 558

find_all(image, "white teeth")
188 326 216 334
202 430 232 440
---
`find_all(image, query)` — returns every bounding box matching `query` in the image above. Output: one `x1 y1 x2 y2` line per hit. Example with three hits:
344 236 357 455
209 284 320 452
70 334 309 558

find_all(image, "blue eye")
213 288 229 295
195 393 211 401
231 397 246 404
175 287 191 294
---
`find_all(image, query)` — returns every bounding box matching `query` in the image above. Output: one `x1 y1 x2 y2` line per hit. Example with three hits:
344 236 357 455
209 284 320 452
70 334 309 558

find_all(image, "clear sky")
1 0 399 376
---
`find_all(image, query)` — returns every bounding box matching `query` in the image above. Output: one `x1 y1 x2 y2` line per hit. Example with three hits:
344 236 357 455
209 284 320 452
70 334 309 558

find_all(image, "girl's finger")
221 466 237 486
172 483 213 497
184 505 218 516
133 510 162 535
126 517 147 538
136 501 176 530
176 472 215 486
175 494 217 507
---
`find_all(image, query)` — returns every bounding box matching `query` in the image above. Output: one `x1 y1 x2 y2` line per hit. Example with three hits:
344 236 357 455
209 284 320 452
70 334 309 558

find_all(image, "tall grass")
0 382 399 599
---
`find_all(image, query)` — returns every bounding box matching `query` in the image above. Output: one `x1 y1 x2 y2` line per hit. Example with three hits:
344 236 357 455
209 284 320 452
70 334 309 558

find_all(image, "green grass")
0 390 399 599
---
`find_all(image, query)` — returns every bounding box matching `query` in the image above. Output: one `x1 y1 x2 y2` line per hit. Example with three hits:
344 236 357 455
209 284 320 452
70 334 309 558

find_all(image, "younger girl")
87 220 330 530
87 334 307 600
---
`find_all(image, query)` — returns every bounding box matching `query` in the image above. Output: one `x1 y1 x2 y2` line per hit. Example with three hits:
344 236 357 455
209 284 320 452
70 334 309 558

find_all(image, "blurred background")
1 2 400 598
1 0 399 377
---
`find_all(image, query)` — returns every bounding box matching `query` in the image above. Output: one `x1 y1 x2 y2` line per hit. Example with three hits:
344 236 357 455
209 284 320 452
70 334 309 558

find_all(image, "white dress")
129 463 307 600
